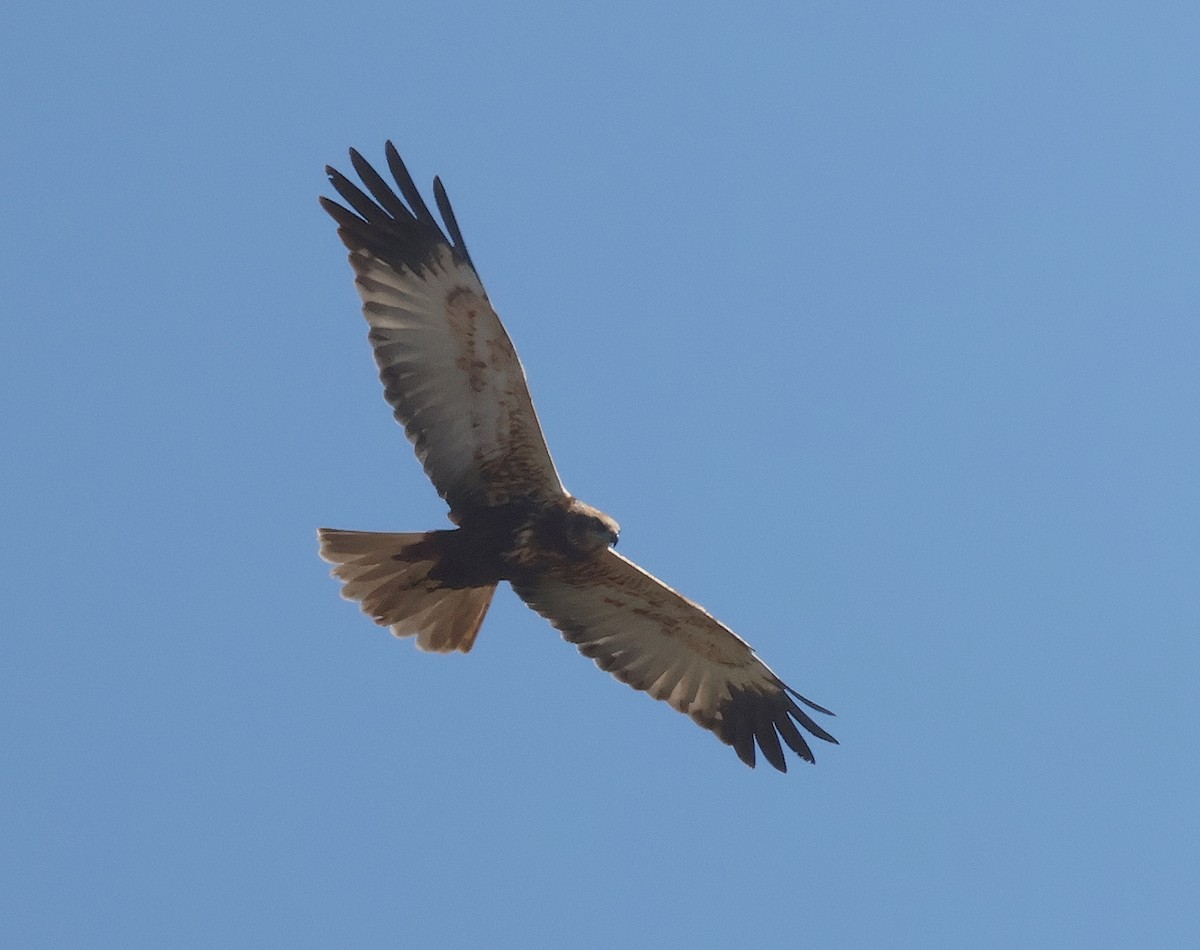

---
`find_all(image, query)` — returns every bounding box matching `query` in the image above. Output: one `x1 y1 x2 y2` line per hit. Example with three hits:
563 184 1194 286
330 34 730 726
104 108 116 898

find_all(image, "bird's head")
564 499 620 554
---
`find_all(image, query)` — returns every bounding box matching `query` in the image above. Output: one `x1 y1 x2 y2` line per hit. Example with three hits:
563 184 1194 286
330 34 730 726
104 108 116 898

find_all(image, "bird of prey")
318 142 837 772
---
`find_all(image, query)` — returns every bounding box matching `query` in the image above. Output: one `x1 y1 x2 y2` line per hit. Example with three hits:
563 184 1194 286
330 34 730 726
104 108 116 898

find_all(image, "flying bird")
318 142 837 772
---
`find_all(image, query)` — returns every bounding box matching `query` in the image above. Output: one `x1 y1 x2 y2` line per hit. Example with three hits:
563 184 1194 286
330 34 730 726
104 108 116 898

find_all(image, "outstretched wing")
511 550 837 772
321 143 566 519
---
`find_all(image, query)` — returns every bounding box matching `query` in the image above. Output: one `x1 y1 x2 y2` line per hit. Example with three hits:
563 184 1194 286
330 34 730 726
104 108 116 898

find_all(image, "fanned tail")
318 528 496 653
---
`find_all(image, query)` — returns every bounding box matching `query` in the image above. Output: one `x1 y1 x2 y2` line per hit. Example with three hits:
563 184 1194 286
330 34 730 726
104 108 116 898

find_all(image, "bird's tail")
318 528 496 653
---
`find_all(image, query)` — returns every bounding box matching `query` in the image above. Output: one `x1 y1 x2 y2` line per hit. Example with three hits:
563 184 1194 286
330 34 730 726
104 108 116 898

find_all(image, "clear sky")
4 1 1198 947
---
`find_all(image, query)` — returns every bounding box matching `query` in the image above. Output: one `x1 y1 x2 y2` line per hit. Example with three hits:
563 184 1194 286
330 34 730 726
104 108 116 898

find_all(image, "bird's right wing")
511 549 837 772
321 143 566 518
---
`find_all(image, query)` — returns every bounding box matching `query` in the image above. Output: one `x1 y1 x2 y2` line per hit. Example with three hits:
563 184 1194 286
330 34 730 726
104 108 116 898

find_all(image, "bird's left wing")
510 550 837 772
321 143 566 519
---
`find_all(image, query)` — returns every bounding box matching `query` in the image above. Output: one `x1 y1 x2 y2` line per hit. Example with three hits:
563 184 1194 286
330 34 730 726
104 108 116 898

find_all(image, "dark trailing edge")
320 141 475 276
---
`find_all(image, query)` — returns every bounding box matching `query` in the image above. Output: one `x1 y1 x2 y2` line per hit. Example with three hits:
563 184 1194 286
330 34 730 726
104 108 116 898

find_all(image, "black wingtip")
732 727 757 769
432 176 472 263
321 142 476 275
383 140 437 226
755 705 788 773
718 683 837 773
785 685 837 718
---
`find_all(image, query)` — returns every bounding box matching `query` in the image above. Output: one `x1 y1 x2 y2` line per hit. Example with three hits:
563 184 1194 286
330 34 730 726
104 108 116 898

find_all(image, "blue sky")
4 1 1198 946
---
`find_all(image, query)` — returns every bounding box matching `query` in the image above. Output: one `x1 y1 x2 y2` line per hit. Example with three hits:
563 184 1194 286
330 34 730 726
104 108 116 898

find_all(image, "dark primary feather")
385 141 438 229
349 148 411 221
321 141 473 275
715 685 838 772
433 176 472 261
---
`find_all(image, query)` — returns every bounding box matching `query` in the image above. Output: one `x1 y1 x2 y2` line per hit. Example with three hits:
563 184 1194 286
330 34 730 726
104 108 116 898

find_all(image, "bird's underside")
318 142 838 772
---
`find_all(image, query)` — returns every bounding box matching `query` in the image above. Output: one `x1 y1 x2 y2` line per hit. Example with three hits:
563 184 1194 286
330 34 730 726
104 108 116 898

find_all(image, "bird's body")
319 143 837 772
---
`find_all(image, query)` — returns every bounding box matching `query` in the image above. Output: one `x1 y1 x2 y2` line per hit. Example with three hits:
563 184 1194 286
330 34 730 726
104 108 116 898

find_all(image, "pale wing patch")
515 551 764 717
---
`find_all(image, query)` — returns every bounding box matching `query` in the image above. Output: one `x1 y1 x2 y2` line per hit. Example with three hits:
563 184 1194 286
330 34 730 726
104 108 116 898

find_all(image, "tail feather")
318 528 496 653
